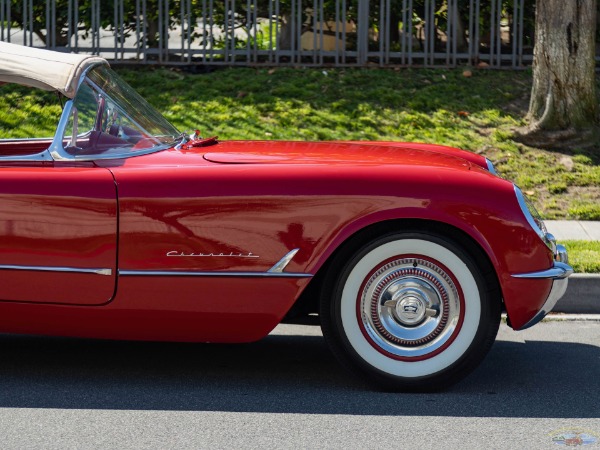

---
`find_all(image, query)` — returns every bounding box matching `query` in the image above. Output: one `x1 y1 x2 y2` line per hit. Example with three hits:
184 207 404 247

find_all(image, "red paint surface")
0 165 117 305
0 139 556 341
0 276 308 342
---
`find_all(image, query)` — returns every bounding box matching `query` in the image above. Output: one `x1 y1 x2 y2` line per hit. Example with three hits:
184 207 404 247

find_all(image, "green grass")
562 240 600 274
1 66 599 221
1 67 599 272
0 85 63 138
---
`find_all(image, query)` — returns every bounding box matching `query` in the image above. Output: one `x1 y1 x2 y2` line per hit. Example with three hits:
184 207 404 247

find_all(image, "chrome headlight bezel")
514 185 549 242
485 158 497 175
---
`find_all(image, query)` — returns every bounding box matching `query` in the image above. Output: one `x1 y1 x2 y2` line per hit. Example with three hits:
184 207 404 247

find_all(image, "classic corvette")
0 42 573 391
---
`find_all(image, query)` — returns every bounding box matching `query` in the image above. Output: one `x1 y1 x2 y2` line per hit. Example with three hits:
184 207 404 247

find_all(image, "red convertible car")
0 42 572 391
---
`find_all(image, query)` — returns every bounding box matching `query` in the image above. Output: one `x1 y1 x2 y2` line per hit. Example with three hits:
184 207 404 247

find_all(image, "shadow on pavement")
0 331 597 418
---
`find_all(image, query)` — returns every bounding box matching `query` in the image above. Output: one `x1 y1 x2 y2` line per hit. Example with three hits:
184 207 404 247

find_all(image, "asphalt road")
0 321 598 449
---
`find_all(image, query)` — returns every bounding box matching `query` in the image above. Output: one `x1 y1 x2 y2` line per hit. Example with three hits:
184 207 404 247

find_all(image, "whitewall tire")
320 231 501 391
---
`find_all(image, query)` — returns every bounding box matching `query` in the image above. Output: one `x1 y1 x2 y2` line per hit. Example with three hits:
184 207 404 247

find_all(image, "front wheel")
320 231 501 391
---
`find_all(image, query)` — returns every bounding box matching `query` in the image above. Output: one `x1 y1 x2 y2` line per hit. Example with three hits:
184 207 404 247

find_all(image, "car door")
0 162 117 305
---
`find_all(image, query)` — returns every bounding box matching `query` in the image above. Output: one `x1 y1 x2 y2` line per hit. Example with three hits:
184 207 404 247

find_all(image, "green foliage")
567 204 600 221
548 183 568 194
0 85 62 138
6 0 544 53
562 240 600 273
1 67 599 220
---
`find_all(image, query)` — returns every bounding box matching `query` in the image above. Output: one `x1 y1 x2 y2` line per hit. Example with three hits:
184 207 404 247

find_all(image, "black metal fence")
1 0 599 68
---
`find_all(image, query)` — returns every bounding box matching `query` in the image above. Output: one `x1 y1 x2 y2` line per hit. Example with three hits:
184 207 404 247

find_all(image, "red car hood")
200 140 485 170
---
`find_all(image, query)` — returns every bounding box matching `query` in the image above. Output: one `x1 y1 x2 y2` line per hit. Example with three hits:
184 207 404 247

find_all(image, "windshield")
62 65 181 159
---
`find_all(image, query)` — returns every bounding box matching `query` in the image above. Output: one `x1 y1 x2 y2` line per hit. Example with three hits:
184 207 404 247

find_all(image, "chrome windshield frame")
0 63 183 163
47 63 181 162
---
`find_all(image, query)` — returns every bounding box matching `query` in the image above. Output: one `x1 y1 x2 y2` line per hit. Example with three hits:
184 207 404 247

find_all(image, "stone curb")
554 274 600 314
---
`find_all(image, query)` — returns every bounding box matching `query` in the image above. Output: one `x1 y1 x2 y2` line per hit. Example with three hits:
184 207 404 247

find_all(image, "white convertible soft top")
0 42 108 98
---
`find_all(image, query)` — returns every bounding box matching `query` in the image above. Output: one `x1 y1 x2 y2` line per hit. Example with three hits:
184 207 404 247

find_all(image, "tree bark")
278 13 293 51
523 0 599 146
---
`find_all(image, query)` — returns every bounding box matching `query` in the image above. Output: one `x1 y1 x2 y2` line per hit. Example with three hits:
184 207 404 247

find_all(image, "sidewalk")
542 221 599 314
545 220 600 240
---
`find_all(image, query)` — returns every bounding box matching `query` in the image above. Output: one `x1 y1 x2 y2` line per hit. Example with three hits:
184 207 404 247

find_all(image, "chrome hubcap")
360 257 462 358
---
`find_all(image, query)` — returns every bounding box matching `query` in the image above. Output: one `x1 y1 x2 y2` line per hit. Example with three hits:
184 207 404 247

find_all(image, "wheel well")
283 219 501 322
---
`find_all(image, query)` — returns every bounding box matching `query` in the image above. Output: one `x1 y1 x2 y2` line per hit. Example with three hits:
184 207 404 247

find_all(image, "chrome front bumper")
511 242 574 330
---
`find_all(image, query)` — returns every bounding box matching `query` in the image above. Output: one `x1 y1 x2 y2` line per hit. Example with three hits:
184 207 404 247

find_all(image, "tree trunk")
523 0 599 146
455 13 468 53
278 13 293 51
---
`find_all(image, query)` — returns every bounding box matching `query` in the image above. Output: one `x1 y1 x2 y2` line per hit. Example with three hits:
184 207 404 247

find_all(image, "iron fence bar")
518 0 524 67
296 0 302 65
163 0 168 62
67 0 72 49
74 0 78 50
425 0 432 66
445 0 451 66
209 0 214 63
429 0 436 66
180 0 185 61
71 0 77 50
489 0 496 66
135 0 140 60
511 0 516 68
251 0 255 63
408 0 413 65
96 0 101 54
120 0 125 59
333 0 339 66
158 0 163 62
319 0 324 66
400 0 406 65
0 0 6 42
114 0 118 60
1 0 594 69
165 0 170 62
187 0 192 63
52 0 56 48
201 0 207 64
21 0 26 45
474 0 480 64
357 0 369 65
341 0 346 65
385 0 391 64
90 0 94 53
378 0 383 65
290 0 295 64
312 0 317 64
222 0 227 63
45 0 49 48
268 0 273 63
231 0 236 64
142 0 148 62
467 0 473 65
453 0 458 67
313 0 318 65
423 0 429 65
495 0 501 67
246 0 252 63
275 0 279 64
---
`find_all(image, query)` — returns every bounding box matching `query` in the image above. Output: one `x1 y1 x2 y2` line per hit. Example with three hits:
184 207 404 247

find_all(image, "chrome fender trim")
511 262 573 280
268 248 300 273
0 265 112 276
118 270 312 278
